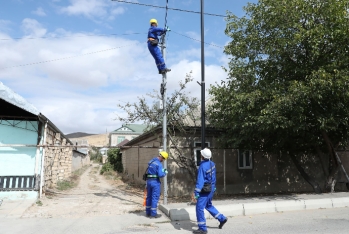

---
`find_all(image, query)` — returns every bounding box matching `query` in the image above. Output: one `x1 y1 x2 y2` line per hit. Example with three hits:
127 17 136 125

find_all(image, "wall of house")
121 131 349 197
72 151 90 171
42 127 73 192
0 121 40 200
110 134 138 146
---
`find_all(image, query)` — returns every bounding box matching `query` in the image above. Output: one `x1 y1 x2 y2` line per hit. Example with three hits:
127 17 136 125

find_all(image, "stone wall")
43 127 73 191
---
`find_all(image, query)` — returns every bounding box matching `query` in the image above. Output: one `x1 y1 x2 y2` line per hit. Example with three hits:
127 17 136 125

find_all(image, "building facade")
109 124 147 146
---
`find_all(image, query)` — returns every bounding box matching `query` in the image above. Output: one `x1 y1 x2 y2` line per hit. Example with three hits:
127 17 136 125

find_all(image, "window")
194 142 210 167
238 150 253 169
117 136 125 144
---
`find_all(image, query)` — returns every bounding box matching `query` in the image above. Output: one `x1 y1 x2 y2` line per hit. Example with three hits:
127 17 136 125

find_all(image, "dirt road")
23 164 144 218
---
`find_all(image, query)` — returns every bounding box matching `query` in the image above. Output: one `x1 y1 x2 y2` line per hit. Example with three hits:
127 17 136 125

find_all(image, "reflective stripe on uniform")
206 166 215 173
147 175 158 178
215 213 221 218
146 206 151 208
195 188 201 192
151 207 157 210
197 222 206 225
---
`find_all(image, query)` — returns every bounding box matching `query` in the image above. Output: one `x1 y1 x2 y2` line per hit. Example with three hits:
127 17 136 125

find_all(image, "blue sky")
0 0 257 134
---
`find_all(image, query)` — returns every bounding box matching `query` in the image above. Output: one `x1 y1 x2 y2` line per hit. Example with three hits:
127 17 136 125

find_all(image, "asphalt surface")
0 207 348 233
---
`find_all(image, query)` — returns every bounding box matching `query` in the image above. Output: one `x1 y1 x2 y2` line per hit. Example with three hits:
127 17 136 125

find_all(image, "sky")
0 0 257 135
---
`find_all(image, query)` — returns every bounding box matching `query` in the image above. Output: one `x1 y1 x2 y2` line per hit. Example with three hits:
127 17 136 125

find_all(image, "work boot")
149 214 162 219
146 214 151 217
192 229 207 234
218 218 228 229
159 68 171 74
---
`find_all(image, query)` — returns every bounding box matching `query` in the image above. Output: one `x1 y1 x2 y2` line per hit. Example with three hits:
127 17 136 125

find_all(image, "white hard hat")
200 148 212 159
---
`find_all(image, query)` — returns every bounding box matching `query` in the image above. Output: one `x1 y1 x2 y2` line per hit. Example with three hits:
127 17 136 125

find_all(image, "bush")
108 148 123 173
100 162 113 175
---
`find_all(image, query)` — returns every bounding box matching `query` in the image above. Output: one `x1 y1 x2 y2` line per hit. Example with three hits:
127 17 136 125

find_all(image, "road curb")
159 197 349 221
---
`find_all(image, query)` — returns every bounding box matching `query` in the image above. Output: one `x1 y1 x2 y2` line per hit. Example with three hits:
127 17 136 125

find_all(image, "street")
1 206 348 233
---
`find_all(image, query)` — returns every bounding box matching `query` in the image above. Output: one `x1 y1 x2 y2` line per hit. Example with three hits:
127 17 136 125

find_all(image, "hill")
65 132 95 138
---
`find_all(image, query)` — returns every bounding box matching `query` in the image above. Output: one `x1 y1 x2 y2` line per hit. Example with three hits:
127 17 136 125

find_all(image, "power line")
0 43 138 70
171 31 224 49
112 0 226 17
0 32 146 41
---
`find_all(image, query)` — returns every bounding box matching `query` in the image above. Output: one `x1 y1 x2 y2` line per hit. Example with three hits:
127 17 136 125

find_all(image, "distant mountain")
65 132 96 138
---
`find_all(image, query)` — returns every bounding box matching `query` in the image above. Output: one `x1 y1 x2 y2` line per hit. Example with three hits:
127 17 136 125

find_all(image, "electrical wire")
0 43 138 70
171 31 224 49
0 32 146 41
112 0 226 17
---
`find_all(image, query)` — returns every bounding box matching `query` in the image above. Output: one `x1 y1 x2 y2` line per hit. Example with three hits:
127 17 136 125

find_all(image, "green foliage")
90 146 103 163
100 162 113 175
107 148 123 173
56 180 74 191
209 0 349 154
36 200 43 206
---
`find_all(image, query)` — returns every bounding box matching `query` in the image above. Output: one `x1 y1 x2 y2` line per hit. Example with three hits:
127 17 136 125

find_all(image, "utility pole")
200 0 206 150
160 34 168 205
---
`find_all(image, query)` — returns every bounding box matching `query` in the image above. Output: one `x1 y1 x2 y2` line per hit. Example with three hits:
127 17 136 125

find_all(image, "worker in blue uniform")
193 148 228 234
148 18 171 74
145 151 169 218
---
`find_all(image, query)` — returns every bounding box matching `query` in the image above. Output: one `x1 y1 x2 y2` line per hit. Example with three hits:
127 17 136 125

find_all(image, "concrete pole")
200 0 206 150
161 34 168 205
39 121 48 198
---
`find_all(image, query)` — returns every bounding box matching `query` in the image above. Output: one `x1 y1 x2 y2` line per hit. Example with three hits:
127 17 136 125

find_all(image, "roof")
116 139 129 147
111 124 148 134
0 82 40 116
0 82 72 145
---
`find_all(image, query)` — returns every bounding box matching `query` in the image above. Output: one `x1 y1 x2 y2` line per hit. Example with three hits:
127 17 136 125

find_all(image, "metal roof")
111 124 148 134
0 82 40 116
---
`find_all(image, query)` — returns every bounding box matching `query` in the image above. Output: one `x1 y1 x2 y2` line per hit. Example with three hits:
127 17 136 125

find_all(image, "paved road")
1 207 348 233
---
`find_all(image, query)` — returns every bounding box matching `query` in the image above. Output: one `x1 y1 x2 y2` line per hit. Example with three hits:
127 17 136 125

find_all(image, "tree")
116 72 201 181
108 148 123 173
208 0 349 193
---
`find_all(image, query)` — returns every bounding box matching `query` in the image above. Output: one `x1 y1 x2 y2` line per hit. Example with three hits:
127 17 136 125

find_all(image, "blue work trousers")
196 190 227 231
148 42 166 72
146 179 161 216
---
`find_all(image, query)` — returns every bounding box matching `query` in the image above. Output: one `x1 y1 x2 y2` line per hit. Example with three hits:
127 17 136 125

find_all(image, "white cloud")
21 18 47 37
0 22 227 134
32 7 47 16
60 0 125 20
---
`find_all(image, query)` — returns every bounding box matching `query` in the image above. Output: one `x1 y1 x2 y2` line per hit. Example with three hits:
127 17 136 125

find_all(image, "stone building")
0 82 88 199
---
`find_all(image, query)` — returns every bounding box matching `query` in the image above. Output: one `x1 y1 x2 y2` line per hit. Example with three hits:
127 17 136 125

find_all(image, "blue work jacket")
194 160 216 196
147 157 166 178
148 26 166 40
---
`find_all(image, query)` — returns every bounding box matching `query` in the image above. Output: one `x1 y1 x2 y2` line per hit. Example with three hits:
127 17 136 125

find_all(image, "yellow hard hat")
159 151 168 160
150 18 158 25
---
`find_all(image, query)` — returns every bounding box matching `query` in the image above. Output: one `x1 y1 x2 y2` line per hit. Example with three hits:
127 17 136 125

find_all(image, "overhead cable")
0 32 146 41
0 43 138 70
171 31 224 49
112 0 226 17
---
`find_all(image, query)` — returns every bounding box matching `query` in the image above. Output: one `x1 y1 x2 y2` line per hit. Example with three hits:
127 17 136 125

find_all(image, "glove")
162 168 168 174
194 195 200 200
166 26 171 31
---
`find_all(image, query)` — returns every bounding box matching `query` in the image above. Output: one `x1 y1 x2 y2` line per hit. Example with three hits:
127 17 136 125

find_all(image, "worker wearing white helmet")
193 148 228 234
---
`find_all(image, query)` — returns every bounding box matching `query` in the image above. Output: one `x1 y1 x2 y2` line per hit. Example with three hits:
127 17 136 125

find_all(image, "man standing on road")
145 151 169 218
193 148 228 234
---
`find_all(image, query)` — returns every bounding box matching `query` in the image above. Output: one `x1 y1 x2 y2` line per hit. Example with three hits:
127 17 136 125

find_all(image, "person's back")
193 148 227 234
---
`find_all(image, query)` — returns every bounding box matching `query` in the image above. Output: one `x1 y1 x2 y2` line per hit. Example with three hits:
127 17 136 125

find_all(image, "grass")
36 200 43 206
55 165 90 191
56 180 75 191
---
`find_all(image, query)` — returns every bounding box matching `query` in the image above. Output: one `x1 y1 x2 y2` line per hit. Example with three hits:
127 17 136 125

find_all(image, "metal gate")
0 175 38 191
